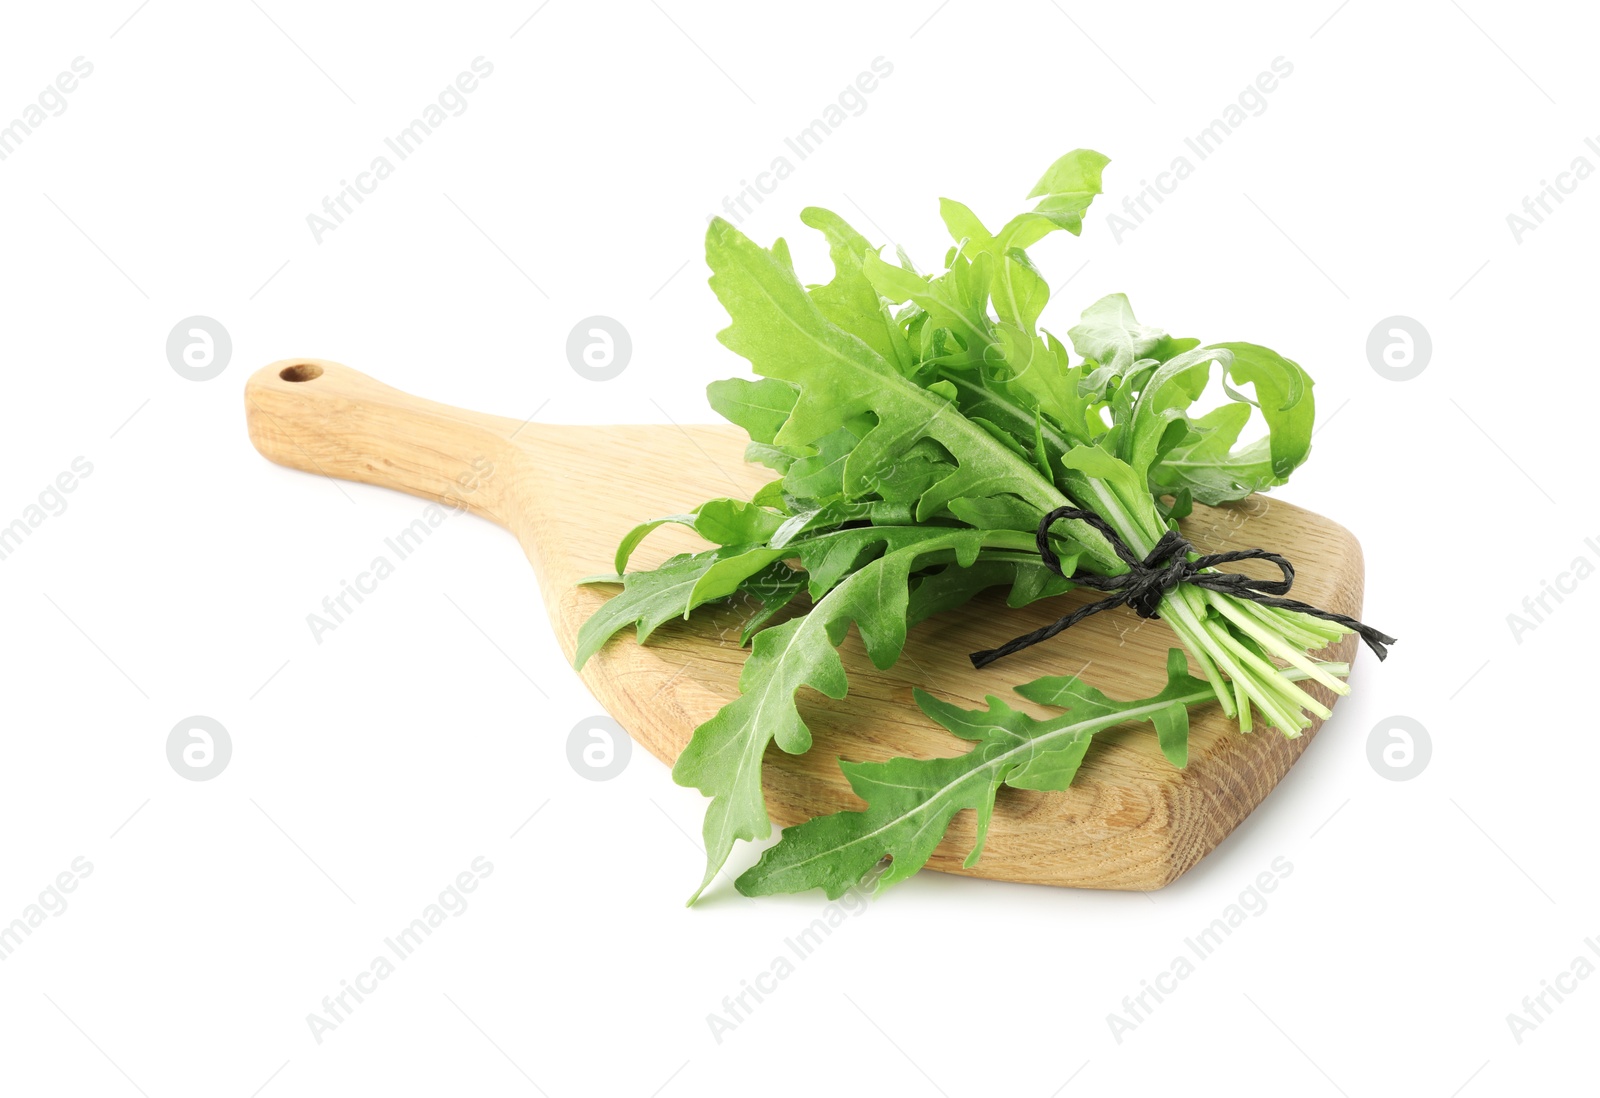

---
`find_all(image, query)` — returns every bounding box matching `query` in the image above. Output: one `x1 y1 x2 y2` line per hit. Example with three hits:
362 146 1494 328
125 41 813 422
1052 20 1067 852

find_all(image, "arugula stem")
1206 593 1350 696
977 530 1045 553
1147 588 1242 720
1232 599 1330 651
1269 602 1350 646
1234 676 1255 733
1163 582 1307 731
1207 616 1331 723
1059 474 1252 720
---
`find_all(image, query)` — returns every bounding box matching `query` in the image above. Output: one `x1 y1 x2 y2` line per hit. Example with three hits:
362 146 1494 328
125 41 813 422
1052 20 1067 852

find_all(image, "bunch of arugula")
577 149 1355 902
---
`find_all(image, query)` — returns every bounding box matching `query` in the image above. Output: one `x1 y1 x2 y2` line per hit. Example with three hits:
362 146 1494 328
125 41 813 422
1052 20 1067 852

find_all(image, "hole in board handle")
280 363 323 383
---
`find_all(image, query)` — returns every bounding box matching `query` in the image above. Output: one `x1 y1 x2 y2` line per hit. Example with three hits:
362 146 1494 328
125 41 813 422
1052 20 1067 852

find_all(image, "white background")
0 1 1593 1095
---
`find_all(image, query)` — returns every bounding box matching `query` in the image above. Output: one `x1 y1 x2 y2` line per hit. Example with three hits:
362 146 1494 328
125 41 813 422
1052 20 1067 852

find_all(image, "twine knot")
969 506 1396 669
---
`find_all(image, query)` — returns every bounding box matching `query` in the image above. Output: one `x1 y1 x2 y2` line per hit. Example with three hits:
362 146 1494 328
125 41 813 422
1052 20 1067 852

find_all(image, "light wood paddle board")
245 357 1362 892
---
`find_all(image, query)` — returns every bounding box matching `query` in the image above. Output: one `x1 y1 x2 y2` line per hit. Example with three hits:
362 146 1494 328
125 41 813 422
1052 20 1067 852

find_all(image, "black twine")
969 506 1396 669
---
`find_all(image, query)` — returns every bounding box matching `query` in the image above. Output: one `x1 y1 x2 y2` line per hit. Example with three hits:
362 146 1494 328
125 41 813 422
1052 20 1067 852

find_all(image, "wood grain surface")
245 358 1364 892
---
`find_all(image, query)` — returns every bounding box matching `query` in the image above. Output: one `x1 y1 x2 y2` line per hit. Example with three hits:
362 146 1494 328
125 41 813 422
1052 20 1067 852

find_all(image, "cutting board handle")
244 358 528 529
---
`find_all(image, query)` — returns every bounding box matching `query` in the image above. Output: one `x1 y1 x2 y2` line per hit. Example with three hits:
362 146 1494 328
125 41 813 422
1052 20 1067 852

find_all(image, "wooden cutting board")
245 358 1362 892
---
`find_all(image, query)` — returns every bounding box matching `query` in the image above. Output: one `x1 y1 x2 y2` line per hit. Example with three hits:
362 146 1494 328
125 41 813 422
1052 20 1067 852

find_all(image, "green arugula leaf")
706 217 1067 521
1212 341 1315 483
693 498 786 546
736 650 1209 898
799 207 912 371
612 515 697 574
865 439 958 504
1008 148 1111 243
1139 342 1316 505
612 498 785 573
734 562 806 644
781 420 870 501
576 549 745 668
706 377 796 444
861 249 997 367
737 653 1347 898
905 558 1075 625
1069 293 1166 399
673 527 990 901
